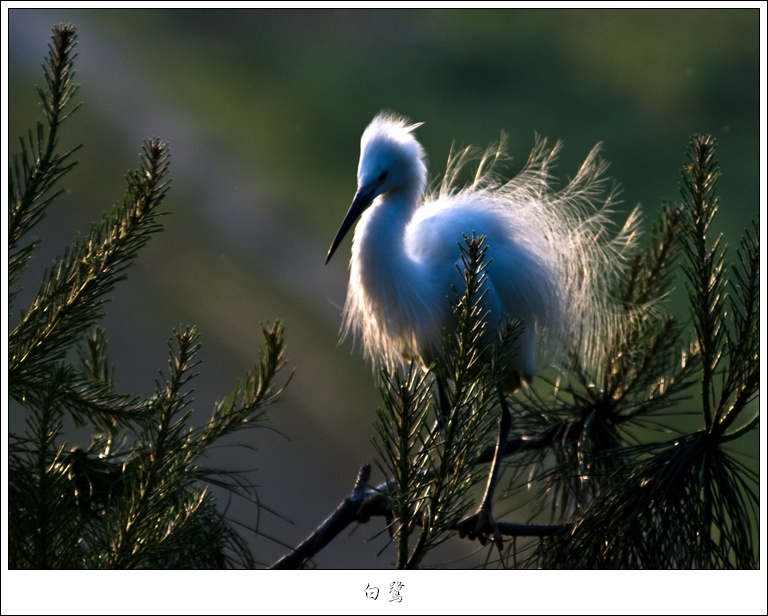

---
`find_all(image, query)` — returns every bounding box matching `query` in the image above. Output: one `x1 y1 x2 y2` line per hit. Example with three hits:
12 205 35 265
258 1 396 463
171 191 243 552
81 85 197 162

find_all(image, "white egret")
326 111 640 542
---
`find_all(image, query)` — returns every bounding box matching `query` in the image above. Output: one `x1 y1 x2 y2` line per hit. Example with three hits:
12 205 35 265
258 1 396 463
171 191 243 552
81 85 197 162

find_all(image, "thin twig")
270 465 373 569
269 462 570 568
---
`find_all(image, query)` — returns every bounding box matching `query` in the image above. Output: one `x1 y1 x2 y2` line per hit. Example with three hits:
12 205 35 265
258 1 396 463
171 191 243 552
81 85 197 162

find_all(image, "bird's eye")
377 171 388 183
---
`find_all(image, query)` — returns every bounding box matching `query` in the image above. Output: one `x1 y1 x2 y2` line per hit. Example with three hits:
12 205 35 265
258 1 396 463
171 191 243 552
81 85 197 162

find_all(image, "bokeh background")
8 8 760 569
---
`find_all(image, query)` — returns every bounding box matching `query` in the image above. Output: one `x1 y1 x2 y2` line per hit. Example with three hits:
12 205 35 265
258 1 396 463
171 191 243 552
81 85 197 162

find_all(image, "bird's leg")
458 386 511 546
480 388 512 511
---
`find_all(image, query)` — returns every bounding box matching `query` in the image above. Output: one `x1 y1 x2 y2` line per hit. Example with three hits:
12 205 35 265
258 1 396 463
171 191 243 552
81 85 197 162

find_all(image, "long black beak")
325 187 375 264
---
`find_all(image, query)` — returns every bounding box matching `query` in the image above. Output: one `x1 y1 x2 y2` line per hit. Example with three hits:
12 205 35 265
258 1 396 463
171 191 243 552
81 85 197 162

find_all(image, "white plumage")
327 112 640 388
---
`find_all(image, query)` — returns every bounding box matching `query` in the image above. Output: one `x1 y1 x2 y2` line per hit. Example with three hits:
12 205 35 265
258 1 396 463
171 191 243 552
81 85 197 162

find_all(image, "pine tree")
8 24 288 569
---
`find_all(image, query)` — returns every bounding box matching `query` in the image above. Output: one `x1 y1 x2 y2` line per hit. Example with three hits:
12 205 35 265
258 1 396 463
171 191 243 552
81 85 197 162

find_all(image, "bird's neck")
352 187 423 300
355 186 419 262
347 182 450 366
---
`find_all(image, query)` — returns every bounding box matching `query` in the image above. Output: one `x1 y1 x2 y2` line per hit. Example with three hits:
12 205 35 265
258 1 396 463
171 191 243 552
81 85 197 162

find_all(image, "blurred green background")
8 8 760 568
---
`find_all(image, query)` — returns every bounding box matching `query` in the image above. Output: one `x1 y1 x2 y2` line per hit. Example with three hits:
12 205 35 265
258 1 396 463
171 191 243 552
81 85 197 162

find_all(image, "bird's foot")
356 493 398 536
457 508 502 547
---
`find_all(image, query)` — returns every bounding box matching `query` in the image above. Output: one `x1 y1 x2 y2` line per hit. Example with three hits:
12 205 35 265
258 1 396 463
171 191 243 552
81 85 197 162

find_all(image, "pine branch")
9 367 84 568
524 135 758 569
368 236 521 567
9 24 82 303
99 324 287 569
493 202 691 523
678 134 758 443
620 202 682 306
531 430 757 568
9 25 291 570
716 222 760 435
9 139 171 394
679 135 727 430
372 365 434 568
191 321 289 455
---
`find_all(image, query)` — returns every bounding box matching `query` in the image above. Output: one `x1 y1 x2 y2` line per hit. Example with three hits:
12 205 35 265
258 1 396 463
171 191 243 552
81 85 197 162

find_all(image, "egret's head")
357 113 427 198
326 112 427 264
